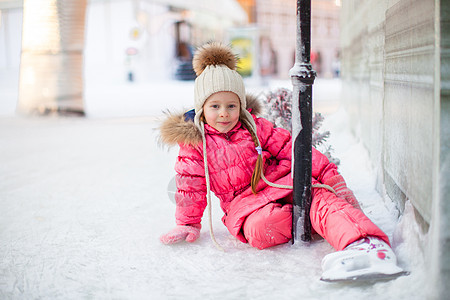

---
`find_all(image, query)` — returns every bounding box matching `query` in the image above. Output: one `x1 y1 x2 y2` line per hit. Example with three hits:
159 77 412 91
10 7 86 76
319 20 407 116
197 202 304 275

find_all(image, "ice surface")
0 79 429 299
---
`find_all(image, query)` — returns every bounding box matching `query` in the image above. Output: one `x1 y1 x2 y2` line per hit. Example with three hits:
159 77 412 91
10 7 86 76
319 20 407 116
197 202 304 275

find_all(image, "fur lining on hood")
159 94 264 146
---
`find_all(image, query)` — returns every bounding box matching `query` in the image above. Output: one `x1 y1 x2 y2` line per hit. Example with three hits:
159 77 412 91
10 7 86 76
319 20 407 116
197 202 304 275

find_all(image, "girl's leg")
310 189 389 250
242 203 292 250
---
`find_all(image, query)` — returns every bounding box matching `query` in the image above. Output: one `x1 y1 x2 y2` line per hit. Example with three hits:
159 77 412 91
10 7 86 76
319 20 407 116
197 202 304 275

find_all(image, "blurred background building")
246 0 341 79
1 0 341 86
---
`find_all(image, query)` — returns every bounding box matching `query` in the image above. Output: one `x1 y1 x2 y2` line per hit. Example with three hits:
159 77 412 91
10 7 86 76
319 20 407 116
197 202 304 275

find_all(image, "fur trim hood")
159 94 263 146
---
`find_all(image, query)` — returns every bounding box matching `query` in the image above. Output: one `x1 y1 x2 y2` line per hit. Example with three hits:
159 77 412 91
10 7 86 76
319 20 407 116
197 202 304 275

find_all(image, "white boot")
320 236 407 282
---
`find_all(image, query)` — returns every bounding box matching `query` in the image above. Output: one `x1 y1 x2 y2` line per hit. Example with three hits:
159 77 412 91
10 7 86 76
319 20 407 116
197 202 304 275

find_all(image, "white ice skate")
320 236 408 282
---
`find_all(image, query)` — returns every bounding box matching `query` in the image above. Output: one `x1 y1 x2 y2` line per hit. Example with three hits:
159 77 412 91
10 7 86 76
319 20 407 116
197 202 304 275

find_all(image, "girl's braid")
240 113 263 195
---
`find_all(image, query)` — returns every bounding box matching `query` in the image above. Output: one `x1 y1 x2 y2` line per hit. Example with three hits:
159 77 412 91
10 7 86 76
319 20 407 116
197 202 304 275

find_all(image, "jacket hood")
159 94 264 146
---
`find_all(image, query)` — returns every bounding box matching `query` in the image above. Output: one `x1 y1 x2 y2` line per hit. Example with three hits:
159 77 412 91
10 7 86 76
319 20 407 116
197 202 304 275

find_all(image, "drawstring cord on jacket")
260 170 336 194
201 122 225 252
255 135 337 194
200 119 336 251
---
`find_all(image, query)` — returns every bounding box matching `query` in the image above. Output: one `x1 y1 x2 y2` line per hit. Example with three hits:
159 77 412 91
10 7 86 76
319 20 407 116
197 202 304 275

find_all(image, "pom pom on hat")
193 42 238 76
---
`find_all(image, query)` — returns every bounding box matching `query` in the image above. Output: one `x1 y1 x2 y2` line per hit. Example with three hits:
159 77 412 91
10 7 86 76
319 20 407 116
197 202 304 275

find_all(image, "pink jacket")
159 96 340 243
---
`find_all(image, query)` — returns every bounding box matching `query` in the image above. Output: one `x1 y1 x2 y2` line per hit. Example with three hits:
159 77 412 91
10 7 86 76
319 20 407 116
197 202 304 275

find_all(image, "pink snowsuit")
160 98 389 250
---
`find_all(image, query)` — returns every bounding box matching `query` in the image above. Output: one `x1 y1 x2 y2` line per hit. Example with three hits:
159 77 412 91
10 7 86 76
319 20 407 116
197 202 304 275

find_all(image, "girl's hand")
159 224 201 244
325 174 361 210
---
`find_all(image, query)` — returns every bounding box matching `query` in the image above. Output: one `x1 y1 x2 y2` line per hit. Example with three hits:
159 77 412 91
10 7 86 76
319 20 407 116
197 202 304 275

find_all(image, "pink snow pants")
242 189 389 250
242 202 293 250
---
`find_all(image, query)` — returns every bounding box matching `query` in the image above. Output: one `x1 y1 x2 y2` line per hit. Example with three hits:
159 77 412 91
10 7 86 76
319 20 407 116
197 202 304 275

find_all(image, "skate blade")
320 270 410 283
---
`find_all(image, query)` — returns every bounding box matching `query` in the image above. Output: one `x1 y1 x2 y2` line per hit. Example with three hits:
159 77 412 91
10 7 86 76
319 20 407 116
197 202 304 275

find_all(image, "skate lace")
346 237 388 252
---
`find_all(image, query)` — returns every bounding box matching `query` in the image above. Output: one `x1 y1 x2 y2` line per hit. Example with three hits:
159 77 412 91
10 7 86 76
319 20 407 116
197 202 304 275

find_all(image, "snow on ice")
0 78 430 299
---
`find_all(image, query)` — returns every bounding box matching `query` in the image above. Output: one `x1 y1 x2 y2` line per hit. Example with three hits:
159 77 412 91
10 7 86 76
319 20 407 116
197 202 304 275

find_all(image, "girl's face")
203 91 240 133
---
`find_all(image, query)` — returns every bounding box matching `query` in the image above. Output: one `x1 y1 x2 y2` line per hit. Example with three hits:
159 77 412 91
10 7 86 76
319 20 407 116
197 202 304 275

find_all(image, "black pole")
290 0 316 243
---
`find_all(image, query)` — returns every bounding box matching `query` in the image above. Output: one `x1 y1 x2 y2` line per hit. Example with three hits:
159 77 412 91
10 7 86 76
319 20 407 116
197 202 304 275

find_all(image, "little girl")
158 42 404 281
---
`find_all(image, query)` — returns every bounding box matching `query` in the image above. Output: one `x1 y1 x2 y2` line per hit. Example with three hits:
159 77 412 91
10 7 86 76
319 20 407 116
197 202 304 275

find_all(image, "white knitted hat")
192 42 254 132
